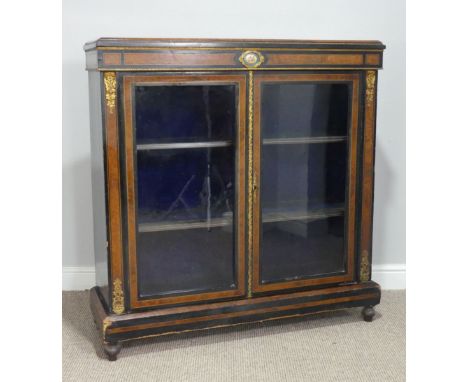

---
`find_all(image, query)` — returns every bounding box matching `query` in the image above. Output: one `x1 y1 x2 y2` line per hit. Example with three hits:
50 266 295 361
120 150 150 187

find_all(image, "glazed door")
252 73 361 293
122 74 247 309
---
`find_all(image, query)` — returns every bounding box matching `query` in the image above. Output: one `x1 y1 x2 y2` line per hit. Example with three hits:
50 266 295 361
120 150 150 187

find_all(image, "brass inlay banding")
108 293 378 336
94 46 384 52
114 308 351 342
92 67 382 72
247 70 254 298
114 308 349 342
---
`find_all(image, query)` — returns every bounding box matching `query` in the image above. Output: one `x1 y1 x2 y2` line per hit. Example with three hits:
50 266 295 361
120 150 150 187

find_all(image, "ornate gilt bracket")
104 72 117 113
102 317 112 337
366 71 376 107
112 278 125 314
360 250 370 281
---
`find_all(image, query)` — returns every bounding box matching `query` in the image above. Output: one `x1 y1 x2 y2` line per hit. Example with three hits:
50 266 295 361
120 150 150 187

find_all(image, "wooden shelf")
137 141 232 151
263 136 347 145
139 217 232 233
138 207 344 233
136 136 346 151
262 207 344 224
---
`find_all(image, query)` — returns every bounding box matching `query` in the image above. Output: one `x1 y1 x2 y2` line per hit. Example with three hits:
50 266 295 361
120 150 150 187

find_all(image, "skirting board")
62 264 406 291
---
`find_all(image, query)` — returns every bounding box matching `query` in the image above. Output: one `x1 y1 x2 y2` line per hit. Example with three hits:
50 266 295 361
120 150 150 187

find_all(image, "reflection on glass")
261 83 349 138
262 142 347 215
135 85 236 144
261 217 345 283
260 82 350 283
137 147 234 225
134 84 237 298
138 228 235 298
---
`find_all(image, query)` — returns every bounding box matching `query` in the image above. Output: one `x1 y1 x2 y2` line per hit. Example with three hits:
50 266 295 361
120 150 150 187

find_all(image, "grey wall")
63 0 405 268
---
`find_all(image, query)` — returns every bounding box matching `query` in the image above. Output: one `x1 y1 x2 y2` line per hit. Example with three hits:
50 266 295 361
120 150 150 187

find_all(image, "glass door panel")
261 82 349 138
136 146 236 298
135 84 235 144
261 141 347 283
123 74 246 307
253 73 360 292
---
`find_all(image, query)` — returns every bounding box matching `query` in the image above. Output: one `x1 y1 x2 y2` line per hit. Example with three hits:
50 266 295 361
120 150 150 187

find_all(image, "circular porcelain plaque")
239 51 264 68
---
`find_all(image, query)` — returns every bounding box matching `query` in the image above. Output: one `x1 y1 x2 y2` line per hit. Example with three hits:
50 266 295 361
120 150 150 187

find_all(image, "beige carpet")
63 290 405 382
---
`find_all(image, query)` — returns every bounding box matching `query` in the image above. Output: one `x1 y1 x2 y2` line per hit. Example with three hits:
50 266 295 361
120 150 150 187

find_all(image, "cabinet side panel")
88 71 110 303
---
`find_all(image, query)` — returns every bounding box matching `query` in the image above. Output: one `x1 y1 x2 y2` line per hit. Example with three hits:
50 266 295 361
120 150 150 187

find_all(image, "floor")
63 290 405 382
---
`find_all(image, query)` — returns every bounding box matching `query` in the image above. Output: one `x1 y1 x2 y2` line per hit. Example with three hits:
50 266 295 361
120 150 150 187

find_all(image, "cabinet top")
84 38 385 71
84 38 385 51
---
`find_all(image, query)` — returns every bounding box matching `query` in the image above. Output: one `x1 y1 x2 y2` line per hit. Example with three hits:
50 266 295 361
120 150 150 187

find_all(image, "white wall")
63 0 405 288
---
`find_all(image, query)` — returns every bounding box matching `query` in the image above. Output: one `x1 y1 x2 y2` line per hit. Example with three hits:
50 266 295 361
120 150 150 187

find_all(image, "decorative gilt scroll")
247 70 254 297
112 278 125 314
366 71 376 107
104 72 117 113
360 250 370 281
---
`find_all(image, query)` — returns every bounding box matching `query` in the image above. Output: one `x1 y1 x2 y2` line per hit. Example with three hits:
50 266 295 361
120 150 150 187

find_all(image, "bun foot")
362 306 376 322
103 342 122 361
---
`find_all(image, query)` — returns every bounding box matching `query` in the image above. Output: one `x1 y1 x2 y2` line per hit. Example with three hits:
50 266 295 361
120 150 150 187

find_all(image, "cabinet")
85 38 385 360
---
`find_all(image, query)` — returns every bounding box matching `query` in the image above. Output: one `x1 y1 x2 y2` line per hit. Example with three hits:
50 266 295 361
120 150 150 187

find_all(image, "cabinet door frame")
252 72 361 293
122 73 247 309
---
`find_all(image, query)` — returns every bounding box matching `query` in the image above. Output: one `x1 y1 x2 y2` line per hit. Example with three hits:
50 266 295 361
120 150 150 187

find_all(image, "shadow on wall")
372 141 393 265
63 155 94 266
63 56 95 267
